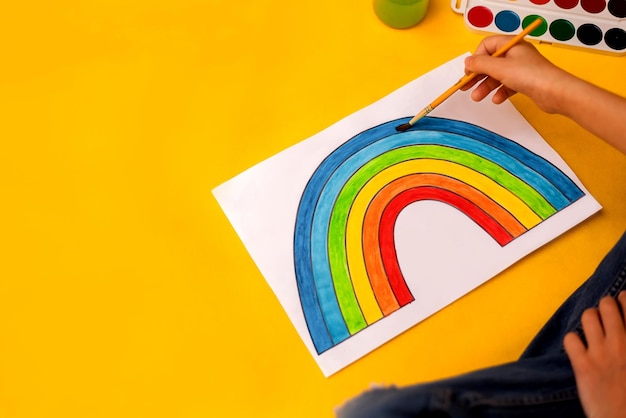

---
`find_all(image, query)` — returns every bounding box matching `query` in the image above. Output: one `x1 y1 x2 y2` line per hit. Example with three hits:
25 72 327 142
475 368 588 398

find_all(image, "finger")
492 85 517 104
463 56 475 77
618 291 626 324
460 78 480 91
564 332 591 379
598 296 625 337
471 77 503 102
459 73 485 92
581 307 605 346
473 35 518 56
564 331 587 362
461 56 488 91
464 54 513 85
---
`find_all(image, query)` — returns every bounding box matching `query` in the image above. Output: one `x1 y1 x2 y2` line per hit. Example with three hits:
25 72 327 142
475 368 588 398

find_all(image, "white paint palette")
451 0 626 54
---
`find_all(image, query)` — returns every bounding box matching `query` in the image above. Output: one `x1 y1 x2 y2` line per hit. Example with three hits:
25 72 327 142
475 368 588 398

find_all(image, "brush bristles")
395 123 412 132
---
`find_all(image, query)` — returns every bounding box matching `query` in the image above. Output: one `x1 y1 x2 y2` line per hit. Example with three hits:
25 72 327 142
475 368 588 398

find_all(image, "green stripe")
327 145 556 333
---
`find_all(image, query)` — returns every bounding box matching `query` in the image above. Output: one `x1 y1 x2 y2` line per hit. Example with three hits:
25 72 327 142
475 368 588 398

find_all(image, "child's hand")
463 35 626 155
461 36 572 114
564 291 626 418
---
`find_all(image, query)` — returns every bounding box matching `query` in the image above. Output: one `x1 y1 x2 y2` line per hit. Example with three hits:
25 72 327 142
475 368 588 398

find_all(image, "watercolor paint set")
451 0 626 54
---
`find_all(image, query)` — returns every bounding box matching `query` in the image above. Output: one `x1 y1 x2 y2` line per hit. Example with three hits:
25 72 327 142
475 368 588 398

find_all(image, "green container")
373 0 430 29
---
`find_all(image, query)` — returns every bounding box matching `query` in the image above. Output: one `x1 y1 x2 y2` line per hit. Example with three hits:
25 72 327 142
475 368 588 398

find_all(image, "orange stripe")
362 173 527 315
418 174 527 237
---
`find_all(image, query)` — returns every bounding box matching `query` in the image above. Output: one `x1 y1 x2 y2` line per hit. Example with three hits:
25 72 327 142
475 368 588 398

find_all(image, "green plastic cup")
373 0 430 29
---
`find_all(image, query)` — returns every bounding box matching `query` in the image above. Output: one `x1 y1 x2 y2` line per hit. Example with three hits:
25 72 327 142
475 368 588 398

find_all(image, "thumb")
465 55 510 80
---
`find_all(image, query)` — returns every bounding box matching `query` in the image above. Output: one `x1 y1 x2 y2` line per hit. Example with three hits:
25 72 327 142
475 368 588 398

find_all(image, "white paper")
212 54 601 377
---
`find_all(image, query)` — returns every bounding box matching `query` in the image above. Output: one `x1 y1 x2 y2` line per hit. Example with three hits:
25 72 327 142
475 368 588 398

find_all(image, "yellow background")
1 1 625 417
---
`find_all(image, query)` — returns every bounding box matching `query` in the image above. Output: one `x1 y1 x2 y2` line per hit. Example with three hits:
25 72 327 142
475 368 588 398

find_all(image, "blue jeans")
337 230 626 418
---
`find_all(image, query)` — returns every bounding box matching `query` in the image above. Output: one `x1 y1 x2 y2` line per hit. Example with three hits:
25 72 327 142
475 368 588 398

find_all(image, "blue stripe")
420 118 584 201
294 117 584 354
294 120 398 353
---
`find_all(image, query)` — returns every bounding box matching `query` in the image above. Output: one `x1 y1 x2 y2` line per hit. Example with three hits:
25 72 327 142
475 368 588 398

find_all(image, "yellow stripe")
345 159 542 323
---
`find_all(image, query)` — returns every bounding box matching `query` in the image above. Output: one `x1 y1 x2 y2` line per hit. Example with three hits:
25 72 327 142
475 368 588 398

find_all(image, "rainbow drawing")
293 116 585 354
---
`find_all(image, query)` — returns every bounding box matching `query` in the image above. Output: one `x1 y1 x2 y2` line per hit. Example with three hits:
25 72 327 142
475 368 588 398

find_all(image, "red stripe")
379 187 514 306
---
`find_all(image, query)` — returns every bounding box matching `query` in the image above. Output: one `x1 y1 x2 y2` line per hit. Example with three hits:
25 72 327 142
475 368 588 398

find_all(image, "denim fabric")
337 230 626 418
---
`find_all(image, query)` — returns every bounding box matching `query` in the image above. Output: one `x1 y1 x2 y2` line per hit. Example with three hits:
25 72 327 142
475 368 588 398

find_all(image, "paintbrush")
395 17 543 132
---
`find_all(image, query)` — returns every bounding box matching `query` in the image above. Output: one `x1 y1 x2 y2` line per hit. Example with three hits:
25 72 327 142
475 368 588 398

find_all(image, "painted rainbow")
293 117 584 354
